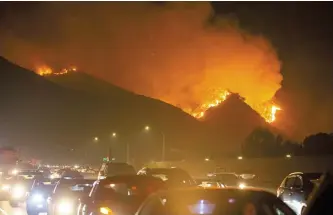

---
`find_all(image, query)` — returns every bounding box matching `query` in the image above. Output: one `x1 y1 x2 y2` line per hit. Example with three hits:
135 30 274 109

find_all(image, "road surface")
0 201 27 215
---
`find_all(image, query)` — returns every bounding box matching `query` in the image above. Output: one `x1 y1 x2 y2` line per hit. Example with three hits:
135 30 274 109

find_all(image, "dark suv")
98 162 136 180
137 167 196 188
277 172 322 215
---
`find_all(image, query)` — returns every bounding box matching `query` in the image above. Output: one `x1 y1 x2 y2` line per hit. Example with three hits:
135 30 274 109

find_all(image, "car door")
261 196 296 215
290 175 305 214
280 176 296 209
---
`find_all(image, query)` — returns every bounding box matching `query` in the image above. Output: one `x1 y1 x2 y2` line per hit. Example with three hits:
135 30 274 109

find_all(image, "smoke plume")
0 2 282 112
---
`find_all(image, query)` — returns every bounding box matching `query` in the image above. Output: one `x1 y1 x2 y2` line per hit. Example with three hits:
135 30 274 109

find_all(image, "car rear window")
95 177 164 200
148 169 195 186
107 164 136 176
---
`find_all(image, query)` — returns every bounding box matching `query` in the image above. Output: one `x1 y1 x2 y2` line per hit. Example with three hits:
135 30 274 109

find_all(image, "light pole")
145 125 166 162
109 132 117 161
161 131 165 162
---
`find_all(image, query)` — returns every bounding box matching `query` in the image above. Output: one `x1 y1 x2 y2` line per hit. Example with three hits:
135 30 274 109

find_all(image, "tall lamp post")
145 126 166 162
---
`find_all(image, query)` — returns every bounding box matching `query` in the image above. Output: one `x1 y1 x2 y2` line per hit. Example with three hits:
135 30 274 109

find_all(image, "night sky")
1 2 333 140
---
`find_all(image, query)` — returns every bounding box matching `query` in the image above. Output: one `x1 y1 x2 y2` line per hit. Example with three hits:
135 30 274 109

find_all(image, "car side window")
293 176 302 189
262 198 296 215
272 201 295 215
285 176 296 188
139 196 166 215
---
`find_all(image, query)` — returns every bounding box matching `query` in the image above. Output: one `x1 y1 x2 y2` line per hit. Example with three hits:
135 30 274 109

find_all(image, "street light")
205 158 210 162
237 156 243 160
112 132 117 137
94 137 99 142
286 154 292 159
144 126 150 131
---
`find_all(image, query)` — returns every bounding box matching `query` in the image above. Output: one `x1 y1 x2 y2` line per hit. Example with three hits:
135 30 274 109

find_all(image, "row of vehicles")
0 161 330 215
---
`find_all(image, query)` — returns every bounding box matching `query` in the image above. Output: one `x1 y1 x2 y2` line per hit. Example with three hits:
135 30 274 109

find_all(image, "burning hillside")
35 65 281 123
189 89 281 123
36 65 77 76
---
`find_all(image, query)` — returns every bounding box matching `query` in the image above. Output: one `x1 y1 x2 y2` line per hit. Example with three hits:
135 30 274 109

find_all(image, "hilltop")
199 93 273 155
0 57 205 163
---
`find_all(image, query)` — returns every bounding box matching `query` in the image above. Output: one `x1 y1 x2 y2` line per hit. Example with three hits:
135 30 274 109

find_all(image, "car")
136 188 296 215
277 172 322 215
8 172 43 207
78 175 166 215
303 171 333 215
60 169 84 179
137 167 196 188
208 172 241 187
26 178 56 215
48 179 95 215
196 178 225 188
38 168 52 178
0 177 13 200
98 162 136 180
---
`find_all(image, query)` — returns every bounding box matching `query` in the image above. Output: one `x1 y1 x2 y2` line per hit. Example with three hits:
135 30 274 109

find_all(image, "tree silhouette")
242 127 282 158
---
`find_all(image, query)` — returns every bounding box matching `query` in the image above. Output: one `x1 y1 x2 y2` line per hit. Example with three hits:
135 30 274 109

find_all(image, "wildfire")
36 66 77 76
36 65 53 76
269 105 281 123
191 90 231 118
189 90 281 124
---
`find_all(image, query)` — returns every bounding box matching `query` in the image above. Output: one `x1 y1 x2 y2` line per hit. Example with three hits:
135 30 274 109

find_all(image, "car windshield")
160 190 260 215
213 174 239 184
18 171 43 179
62 170 82 178
55 180 93 195
148 169 194 185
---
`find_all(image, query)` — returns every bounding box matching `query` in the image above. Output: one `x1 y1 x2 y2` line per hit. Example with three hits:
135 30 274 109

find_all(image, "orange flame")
188 89 281 124
191 90 231 118
36 65 53 76
36 65 77 76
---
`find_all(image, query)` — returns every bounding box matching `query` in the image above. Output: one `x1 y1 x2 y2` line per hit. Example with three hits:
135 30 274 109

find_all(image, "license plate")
38 213 47 215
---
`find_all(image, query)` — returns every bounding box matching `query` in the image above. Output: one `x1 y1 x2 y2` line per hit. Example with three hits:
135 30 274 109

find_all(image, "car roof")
106 162 133 166
289 172 322 177
102 175 164 184
142 167 188 173
58 179 95 184
152 187 276 200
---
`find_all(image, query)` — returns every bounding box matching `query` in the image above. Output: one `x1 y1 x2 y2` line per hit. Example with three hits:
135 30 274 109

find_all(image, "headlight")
1 184 11 191
238 183 246 189
32 193 44 202
11 169 19 175
12 185 25 198
100 207 113 215
57 200 74 214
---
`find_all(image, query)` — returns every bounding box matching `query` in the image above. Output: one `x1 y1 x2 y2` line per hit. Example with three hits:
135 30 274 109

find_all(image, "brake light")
100 207 113 215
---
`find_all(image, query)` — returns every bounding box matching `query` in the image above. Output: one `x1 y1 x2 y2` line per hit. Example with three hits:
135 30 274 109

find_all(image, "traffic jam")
0 161 331 215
